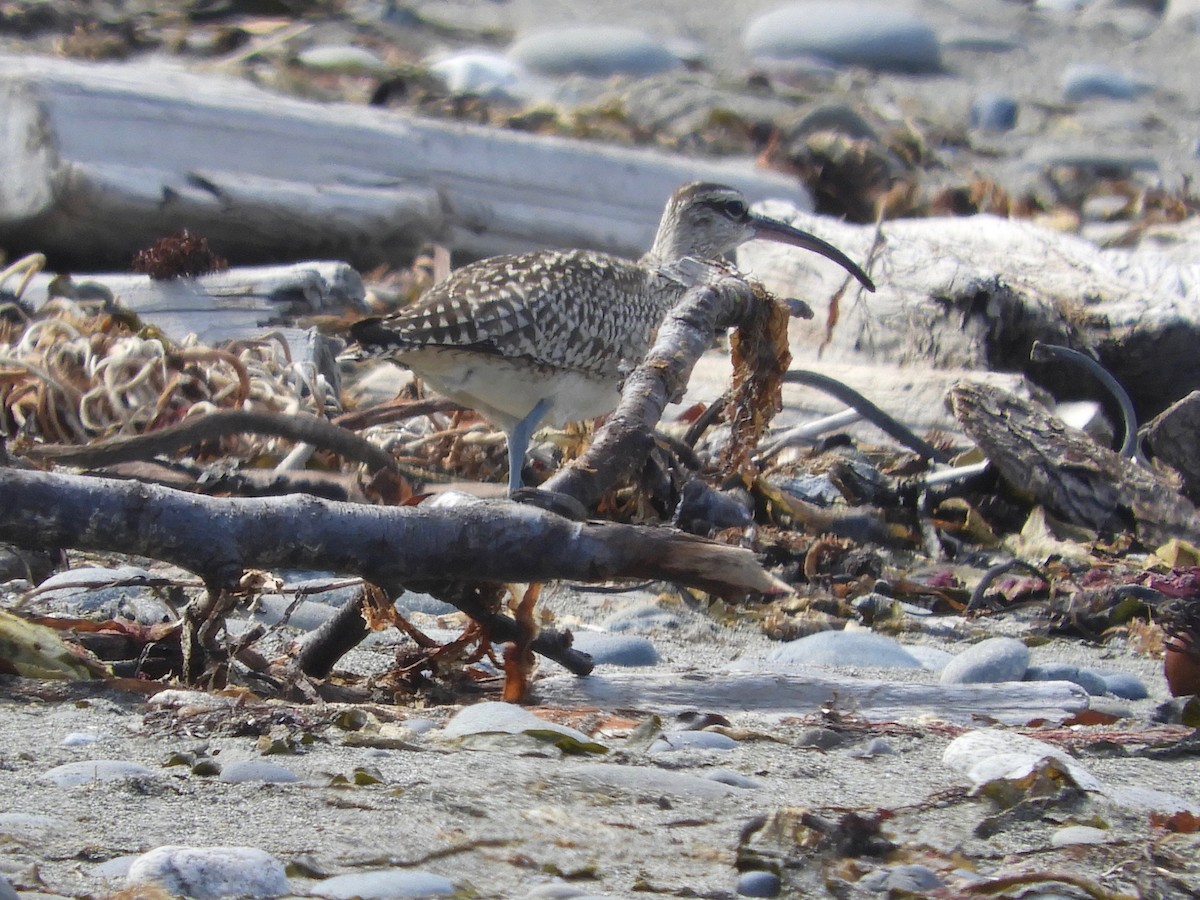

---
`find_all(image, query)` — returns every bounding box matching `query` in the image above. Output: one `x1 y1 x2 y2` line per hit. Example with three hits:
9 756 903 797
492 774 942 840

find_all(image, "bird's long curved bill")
751 215 876 292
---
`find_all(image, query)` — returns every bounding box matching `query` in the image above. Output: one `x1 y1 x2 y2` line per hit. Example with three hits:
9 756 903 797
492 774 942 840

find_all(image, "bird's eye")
723 199 748 219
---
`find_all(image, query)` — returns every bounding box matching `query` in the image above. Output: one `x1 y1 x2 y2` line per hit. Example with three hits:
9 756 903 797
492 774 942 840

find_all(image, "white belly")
397 347 620 431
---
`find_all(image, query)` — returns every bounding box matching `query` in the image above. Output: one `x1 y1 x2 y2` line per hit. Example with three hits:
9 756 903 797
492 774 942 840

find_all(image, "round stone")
648 731 738 753
1061 63 1151 101
1051 825 1109 847
939 637 1029 684
296 45 386 73
970 93 1019 132
508 26 680 78
736 870 781 897
743 3 941 73
311 870 454 898
568 631 659 667
858 864 944 892
768 630 922 668
1100 672 1149 700
217 759 300 784
126 846 290 899
1024 663 1108 695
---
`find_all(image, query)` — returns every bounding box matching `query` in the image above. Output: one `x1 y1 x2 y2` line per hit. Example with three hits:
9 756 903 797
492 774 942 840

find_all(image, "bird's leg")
506 398 553 493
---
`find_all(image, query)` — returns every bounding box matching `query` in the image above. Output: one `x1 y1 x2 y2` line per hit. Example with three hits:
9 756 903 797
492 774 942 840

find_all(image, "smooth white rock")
743 2 941 73
310 869 454 899
126 846 290 899
508 26 680 78
943 729 1104 792
440 701 596 746
217 759 300 784
768 630 922 668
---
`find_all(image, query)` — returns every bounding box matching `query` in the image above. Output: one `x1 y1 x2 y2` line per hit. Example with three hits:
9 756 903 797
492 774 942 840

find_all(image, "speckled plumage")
353 248 668 383
346 182 874 490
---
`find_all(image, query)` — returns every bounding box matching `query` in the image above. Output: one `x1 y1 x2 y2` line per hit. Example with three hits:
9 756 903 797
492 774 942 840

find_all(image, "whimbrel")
347 182 874 492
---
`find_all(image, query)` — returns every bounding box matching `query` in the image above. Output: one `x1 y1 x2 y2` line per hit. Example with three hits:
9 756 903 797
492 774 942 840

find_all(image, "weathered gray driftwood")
950 381 1200 547
24 261 364 347
0 468 788 600
536 670 1090 726
0 53 810 270
740 205 1200 418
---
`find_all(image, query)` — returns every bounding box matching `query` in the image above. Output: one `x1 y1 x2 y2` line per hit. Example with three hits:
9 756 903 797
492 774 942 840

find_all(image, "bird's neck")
642 219 692 268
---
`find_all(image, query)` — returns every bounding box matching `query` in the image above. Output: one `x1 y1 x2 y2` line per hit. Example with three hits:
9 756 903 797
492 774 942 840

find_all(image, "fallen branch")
0 467 786 604
24 408 399 474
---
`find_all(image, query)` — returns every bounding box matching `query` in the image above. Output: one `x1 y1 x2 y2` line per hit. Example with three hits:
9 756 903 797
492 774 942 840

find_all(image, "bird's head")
646 182 875 291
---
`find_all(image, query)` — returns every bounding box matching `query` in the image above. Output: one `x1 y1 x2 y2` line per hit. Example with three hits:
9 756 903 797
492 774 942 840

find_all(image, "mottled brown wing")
361 250 661 379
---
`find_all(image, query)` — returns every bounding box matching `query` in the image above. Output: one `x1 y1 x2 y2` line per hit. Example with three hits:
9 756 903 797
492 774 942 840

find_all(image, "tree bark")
949 382 1200 547
0 468 787 600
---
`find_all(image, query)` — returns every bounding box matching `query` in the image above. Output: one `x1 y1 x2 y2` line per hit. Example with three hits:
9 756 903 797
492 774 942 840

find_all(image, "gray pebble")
525 883 610 899
41 760 158 787
736 870 781 897
648 731 737 753
1051 825 1109 847
311 869 454 898
939 637 1029 684
509 26 680 78
858 864 944 892
970 92 1019 132
847 737 897 758
126 846 290 899
743 2 941 73
217 759 300 784
61 731 103 748
1061 63 1152 101
441 701 596 746
795 727 846 750
768 630 922 668
1024 663 1108 695
569 631 658 667
1100 672 1149 700
295 45 386 73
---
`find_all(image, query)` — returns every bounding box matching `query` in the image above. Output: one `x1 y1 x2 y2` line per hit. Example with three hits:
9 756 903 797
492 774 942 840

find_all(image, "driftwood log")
0 467 786 679
537 670 1091 726
0 53 810 271
949 381 1200 547
22 261 365 348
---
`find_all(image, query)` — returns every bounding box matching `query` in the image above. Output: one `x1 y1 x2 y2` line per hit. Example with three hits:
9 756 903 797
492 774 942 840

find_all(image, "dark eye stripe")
701 198 748 219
